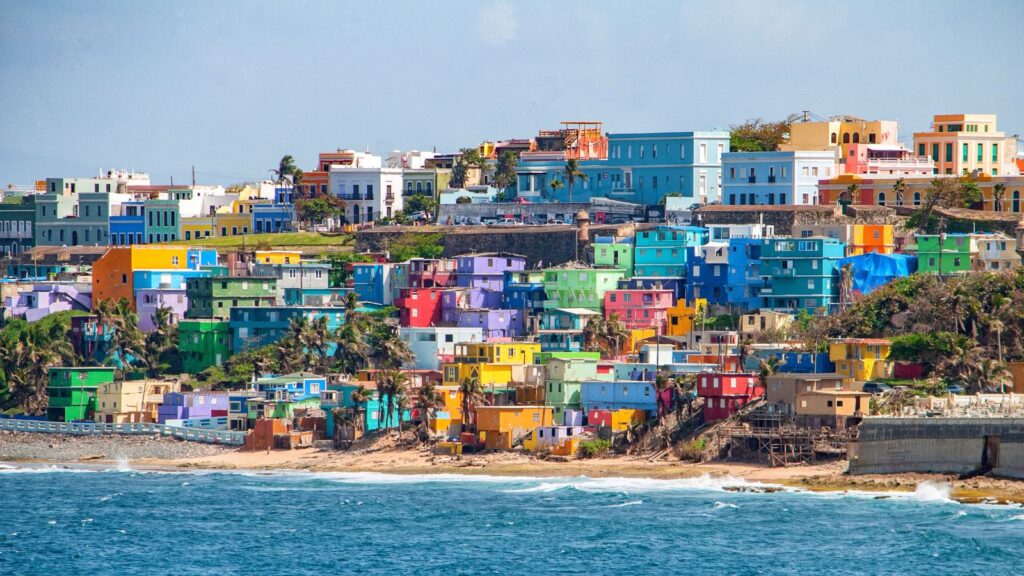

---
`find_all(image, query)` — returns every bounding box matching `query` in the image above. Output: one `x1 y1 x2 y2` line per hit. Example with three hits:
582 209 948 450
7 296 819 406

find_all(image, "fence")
0 418 246 446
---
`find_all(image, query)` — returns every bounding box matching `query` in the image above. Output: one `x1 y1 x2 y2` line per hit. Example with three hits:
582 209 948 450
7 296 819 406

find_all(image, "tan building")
781 116 899 161
739 311 794 340
94 379 178 424
794 389 871 430
765 372 854 415
912 114 1019 177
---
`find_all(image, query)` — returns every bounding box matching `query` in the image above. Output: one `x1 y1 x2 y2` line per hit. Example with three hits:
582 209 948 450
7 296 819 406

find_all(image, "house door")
71 231 79 246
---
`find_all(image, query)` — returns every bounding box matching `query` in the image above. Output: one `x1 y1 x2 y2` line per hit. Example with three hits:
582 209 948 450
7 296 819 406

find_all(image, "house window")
699 143 707 163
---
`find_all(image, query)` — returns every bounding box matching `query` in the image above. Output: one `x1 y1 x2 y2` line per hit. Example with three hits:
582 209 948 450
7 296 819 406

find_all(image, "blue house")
760 237 845 312
538 308 600 352
744 349 835 374
633 225 708 277
687 244 729 306
188 248 218 269
722 151 836 206
502 271 546 313
229 306 346 353
255 372 326 401
726 238 764 311
109 201 145 245
352 263 397 306
514 131 730 205
253 204 295 234
133 269 211 291
580 380 658 414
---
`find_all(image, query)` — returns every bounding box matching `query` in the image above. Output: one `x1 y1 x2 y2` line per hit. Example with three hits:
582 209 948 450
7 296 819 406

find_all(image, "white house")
329 152 403 223
399 326 485 370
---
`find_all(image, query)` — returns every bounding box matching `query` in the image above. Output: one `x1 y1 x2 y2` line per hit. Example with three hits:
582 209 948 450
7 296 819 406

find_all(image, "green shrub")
577 439 612 459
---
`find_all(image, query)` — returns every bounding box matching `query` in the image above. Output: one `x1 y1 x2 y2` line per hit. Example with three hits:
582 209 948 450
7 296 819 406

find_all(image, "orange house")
91 245 193 306
475 405 553 450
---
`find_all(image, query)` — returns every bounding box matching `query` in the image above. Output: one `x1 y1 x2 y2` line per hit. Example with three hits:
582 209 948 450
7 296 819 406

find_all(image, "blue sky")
1 0 1022 186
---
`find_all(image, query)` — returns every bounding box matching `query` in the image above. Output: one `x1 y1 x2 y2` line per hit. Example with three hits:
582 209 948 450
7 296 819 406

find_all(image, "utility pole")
192 165 196 187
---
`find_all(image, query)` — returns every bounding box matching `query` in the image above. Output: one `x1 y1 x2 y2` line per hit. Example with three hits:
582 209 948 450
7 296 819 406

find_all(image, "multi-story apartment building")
913 114 1019 176
759 237 845 312
722 151 836 206
328 151 403 224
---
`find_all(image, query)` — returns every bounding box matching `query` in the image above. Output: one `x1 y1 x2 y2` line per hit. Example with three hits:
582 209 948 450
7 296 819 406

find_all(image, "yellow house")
739 310 794 339
912 114 1018 176
94 379 179 424
781 116 899 160
829 338 892 381
442 362 527 389
254 250 302 265
666 298 706 337
182 216 215 241
432 385 464 431
214 212 252 237
92 245 193 305
625 328 656 353
452 342 540 365
475 405 553 450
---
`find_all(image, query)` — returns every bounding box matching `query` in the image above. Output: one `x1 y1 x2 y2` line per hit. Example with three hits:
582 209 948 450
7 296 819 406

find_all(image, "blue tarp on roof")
838 252 917 295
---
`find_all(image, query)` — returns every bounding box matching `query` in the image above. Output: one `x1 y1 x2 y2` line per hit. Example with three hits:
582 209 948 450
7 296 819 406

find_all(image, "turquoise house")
229 306 346 353
634 225 709 277
760 237 845 312
514 131 730 205
538 308 601 352
322 385 410 435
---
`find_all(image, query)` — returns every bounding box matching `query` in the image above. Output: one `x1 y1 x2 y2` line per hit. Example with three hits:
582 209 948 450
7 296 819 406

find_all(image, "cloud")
474 2 519 46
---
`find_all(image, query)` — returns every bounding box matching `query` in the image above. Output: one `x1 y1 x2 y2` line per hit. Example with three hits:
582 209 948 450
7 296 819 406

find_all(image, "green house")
593 240 634 278
178 319 232 374
185 276 277 319
543 358 612 423
0 196 36 257
46 367 115 422
542 268 625 311
915 234 973 275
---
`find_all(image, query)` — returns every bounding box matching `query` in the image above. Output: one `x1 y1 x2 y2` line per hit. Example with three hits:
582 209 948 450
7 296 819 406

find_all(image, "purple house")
446 308 524 340
441 287 502 321
455 253 526 292
4 283 92 322
158 391 229 423
136 288 188 333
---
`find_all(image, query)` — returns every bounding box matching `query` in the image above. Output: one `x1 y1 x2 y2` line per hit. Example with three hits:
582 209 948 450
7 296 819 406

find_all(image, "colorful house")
665 298 706 337
912 113 1018 176
913 234 973 275
399 326 485 370
603 289 673 332
445 308 525 340
972 233 1020 271
688 242 730 306
696 372 764 421
136 288 187 333
403 258 457 289
633 225 708 277
760 237 845 312
722 151 836 206
829 338 892 381
538 308 600 352
229 306 346 353
255 372 325 401
46 367 114 422
456 253 526 292
544 357 604 422
352 262 399 306
94 379 177 424
92 245 197 306
593 238 634 277
725 238 765 311
185 276 278 320
158 391 230 423
739 311 794 340
181 216 215 241
792 224 894 256
542 267 625 311
502 270 546 314
396 288 445 327
580 380 657 414
475 405 553 450
178 319 232 373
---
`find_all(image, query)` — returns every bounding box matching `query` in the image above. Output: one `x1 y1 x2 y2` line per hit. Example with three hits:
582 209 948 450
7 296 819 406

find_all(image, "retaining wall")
849 417 1024 479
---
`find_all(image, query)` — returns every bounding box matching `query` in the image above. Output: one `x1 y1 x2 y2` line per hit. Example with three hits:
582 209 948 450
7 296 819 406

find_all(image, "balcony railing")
338 193 373 201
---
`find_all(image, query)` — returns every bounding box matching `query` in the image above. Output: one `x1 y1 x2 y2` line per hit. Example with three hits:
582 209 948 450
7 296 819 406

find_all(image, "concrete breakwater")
849 417 1024 479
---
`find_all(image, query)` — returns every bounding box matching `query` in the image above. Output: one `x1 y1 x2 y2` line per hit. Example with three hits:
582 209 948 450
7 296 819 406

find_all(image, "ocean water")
1 464 1023 576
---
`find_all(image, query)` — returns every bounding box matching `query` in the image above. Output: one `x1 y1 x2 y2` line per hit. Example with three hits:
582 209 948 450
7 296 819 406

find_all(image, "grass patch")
168 232 354 249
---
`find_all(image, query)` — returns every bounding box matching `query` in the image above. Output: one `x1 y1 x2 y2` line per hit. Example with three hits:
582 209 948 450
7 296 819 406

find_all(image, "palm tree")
548 178 564 200
654 374 673 418
459 375 485 432
582 315 606 353
839 184 858 206
331 323 369 375
416 381 442 442
144 305 176 376
937 342 985 390
601 313 631 358
564 159 588 203
371 322 413 370
377 369 409 434
1 322 76 415
993 183 1006 212
350 384 372 433
977 358 1011 394
892 178 907 207
757 355 781 389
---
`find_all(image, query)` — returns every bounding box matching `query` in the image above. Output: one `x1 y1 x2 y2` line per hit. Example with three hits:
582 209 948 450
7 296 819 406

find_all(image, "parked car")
489 218 523 227
407 211 431 222
945 384 965 395
862 382 893 395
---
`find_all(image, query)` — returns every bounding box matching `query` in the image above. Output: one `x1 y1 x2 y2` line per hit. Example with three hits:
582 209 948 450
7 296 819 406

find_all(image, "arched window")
830 133 837 144
406 182 413 192
852 133 860 143
842 133 850 144
426 182 433 193
877 192 886 206
913 192 921 206
1013 191 1020 213
416 182 423 193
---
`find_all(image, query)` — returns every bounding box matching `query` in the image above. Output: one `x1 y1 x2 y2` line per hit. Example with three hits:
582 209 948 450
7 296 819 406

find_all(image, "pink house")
842 143 934 176
603 289 673 332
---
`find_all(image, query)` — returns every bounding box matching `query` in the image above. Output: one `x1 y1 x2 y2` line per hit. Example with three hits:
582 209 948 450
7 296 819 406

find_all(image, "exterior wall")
593 241 634 277
92 245 193 307
849 418 1024 479
46 367 115 422
633 226 708 277
912 114 1018 176
914 234 974 274
722 151 836 206
144 199 181 243
829 340 892 381
0 198 36 257
760 237 845 312
542 268 626 311
603 289 673 331
400 326 485 369
397 288 445 327
185 276 277 319
330 164 404 224
178 319 232 374
782 118 899 159
580 380 657 413
136 288 187 333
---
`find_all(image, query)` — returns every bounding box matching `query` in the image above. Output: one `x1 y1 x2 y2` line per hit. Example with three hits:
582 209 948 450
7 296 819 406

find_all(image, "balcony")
385 193 395 204
338 193 373 201
774 268 796 277
610 186 635 196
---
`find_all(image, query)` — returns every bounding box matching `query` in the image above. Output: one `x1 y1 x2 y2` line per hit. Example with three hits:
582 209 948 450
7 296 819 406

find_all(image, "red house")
697 372 764 422
396 288 444 327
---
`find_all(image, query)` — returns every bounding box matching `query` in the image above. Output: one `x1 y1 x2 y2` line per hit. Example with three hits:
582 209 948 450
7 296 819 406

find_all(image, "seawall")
849 417 1024 479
